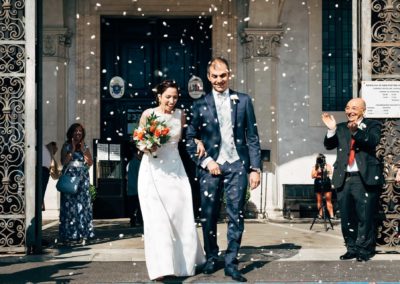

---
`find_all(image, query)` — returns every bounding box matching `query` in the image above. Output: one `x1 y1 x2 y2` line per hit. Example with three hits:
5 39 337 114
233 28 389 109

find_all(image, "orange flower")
161 127 170 136
149 125 156 133
154 129 161 137
133 130 144 140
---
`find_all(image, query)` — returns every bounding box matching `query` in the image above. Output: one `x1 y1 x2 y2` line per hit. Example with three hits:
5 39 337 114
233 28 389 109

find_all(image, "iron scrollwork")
0 0 26 250
376 119 400 246
369 1 400 246
371 0 400 78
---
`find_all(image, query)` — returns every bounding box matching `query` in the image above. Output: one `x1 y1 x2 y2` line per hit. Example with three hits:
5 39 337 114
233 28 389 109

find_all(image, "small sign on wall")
361 81 400 118
188 76 205 99
109 76 125 99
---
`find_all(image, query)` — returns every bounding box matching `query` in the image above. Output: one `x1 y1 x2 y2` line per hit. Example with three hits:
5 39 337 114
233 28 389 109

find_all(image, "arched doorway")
93 16 212 219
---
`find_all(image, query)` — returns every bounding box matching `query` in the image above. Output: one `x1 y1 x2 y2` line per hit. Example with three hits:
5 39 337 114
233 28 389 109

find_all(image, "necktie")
348 138 355 166
216 93 227 124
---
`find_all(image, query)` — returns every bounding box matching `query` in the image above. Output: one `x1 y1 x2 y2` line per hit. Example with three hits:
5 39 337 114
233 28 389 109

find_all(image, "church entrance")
94 17 212 219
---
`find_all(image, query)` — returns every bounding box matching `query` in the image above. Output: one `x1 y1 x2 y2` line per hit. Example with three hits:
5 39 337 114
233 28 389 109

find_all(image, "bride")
137 80 205 280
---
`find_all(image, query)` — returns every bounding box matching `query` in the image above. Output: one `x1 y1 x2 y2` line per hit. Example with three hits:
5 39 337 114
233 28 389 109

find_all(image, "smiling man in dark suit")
186 57 261 282
322 98 383 262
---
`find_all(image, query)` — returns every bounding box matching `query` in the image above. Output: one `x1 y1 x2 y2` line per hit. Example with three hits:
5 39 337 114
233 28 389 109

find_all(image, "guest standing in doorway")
59 123 94 244
41 141 59 211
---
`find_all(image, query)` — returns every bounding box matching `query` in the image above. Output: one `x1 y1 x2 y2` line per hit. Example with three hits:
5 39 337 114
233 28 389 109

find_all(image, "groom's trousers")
199 160 248 270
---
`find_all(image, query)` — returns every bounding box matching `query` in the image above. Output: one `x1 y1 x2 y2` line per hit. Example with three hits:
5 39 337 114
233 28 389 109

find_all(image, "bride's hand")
144 144 158 153
195 139 206 158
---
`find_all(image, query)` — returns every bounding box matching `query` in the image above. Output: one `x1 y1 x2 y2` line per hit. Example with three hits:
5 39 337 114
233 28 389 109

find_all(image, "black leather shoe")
225 269 247 282
203 260 217 274
357 254 370 262
340 252 357 260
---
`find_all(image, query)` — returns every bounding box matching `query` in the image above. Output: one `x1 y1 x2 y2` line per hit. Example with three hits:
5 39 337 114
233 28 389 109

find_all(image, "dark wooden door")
100 17 211 142
96 17 211 218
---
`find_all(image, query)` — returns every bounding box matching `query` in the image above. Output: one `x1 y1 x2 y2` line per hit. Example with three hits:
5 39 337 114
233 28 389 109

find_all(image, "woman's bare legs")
316 192 322 217
324 191 334 218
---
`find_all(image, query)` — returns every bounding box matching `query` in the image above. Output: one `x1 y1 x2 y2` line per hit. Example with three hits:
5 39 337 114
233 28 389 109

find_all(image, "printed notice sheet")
361 81 400 118
97 143 108 161
109 144 121 161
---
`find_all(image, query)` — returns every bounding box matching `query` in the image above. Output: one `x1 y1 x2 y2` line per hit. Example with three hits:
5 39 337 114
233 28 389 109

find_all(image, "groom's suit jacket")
186 90 261 171
324 118 383 189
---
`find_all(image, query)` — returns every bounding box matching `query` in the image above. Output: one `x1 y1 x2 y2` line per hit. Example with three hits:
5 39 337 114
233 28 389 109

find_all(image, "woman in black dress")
311 153 334 219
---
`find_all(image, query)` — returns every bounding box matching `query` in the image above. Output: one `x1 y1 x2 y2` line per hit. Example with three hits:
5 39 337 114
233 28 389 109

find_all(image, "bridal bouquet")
133 112 170 157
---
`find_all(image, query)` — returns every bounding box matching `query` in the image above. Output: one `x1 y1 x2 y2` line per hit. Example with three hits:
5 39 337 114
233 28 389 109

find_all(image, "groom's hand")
249 172 260 189
206 160 221 175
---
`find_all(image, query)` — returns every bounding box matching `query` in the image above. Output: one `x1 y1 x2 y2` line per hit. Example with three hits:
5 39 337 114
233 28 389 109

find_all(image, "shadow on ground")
42 219 143 248
0 261 91 283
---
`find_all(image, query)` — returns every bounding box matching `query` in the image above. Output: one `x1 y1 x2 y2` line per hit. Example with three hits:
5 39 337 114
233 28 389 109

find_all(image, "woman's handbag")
56 161 83 194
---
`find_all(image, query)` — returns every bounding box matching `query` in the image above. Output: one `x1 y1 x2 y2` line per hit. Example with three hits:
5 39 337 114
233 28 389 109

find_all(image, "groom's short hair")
207 57 230 74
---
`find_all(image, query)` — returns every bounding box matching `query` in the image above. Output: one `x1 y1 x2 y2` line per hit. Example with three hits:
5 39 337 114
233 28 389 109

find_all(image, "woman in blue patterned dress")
59 123 94 244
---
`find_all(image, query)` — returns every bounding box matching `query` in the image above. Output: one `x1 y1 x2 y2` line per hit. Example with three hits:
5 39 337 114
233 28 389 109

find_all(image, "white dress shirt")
42 145 52 169
326 118 364 172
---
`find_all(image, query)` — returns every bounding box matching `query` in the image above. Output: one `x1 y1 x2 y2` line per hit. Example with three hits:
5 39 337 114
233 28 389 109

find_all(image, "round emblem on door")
109 76 125 99
188 76 205 99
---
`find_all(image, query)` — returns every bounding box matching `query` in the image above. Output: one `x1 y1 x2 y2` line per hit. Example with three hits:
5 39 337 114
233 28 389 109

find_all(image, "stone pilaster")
242 29 282 59
241 27 283 219
42 27 71 219
43 28 71 58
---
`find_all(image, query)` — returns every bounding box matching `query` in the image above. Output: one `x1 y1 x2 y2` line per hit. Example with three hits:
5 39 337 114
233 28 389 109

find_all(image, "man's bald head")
345 98 366 122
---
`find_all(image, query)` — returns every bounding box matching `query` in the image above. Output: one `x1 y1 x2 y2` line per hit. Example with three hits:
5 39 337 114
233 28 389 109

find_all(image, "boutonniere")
230 94 239 104
359 122 367 130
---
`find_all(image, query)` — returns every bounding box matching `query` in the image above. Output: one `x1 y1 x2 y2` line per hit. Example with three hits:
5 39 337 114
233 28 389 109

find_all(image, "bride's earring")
158 95 164 112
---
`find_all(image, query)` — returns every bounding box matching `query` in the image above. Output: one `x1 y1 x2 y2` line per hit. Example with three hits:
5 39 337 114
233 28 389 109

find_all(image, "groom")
186 57 261 282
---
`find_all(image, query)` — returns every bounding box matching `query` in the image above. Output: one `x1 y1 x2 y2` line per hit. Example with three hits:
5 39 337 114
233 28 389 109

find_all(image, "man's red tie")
348 138 355 166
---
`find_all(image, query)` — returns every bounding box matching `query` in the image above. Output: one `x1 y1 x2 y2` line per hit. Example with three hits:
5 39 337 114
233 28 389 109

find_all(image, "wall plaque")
109 76 125 99
361 81 400 118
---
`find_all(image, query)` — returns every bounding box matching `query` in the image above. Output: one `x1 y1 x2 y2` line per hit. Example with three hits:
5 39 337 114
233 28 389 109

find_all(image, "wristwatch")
250 168 261 174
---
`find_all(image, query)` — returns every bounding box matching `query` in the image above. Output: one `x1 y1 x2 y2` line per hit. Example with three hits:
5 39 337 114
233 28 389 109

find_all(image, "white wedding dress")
138 108 205 280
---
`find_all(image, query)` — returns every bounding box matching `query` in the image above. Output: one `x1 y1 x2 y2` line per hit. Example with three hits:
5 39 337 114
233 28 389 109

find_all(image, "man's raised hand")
321 112 337 130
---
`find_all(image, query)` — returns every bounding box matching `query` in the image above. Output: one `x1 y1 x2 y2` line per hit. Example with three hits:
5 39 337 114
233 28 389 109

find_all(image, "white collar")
212 89 229 97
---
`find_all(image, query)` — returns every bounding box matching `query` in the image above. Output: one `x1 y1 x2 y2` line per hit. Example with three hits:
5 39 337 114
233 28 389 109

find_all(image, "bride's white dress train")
138 108 205 280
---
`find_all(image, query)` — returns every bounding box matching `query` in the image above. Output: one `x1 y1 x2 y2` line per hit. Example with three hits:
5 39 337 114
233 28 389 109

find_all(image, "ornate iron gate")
366 0 400 246
0 0 36 252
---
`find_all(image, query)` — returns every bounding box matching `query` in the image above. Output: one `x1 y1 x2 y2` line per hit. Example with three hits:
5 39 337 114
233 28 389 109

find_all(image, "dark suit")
324 118 383 257
186 90 261 270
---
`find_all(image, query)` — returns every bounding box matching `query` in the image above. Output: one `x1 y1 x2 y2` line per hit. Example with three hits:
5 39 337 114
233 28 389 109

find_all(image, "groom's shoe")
339 252 357 260
224 268 247 282
203 259 217 274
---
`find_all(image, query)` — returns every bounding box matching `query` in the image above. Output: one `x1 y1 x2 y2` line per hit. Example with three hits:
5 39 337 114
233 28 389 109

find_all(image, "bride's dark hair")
153 80 180 105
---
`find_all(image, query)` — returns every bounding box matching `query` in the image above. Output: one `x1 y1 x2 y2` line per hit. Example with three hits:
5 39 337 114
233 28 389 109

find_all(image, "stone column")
42 28 71 219
241 1 284 219
42 0 71 218
42 28 71 142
